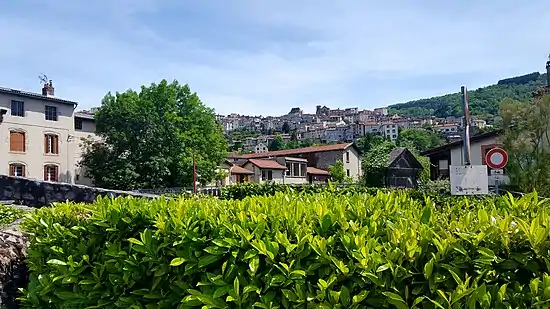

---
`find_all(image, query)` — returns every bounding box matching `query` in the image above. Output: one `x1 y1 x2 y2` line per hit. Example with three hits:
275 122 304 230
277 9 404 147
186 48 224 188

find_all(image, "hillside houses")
220 105 490 153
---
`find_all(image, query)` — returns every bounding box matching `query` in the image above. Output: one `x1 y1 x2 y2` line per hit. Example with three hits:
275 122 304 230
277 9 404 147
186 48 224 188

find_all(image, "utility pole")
461 86 471 165
193 154 197 194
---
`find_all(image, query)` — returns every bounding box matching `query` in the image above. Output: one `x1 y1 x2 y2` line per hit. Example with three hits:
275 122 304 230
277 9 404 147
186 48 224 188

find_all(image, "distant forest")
388 72 547 118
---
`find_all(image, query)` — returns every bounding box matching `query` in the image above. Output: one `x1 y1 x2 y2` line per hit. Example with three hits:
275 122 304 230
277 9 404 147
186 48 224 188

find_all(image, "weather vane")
39 73 49 85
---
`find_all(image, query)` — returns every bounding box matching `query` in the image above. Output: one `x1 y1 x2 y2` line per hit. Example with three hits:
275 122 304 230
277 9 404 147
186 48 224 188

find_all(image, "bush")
220 182 385 200
0 205 25 227
20 192 550 308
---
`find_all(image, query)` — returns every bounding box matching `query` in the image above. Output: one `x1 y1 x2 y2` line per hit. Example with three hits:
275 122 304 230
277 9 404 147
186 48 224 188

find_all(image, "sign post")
485 147 508 194
450 86 490 196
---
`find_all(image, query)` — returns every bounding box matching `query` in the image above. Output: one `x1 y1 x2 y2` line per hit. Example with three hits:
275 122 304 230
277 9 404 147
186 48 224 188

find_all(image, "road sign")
450 165 489 195
485 147 508 169
492 168 504 175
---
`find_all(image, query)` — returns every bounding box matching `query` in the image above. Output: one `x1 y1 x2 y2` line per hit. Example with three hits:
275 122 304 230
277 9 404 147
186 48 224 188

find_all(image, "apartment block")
0 82 96 185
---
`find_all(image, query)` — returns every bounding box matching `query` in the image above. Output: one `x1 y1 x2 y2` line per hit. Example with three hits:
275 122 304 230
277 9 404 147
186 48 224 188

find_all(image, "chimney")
42 80 54 97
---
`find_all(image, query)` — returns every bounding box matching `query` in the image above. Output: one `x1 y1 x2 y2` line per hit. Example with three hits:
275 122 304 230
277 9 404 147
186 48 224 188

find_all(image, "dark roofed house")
385 148 423 188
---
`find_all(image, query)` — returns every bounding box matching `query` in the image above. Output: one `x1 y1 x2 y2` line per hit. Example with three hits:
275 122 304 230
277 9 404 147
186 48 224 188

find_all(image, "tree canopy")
397 128 444 152
388 73 546 118
500 94 550 195
79 80 227 190
328 160 353 184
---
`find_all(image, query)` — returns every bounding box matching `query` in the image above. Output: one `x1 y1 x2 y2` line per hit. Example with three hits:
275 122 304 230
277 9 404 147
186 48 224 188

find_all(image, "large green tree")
79 80 227 190
397 128 443 152
500 93 550 195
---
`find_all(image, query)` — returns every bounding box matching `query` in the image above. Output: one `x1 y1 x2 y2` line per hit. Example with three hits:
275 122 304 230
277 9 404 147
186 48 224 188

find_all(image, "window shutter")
21 165 26 177
54 166 58 181
53 135 59 154
44 135 48 153
9 132 15 151
9 165 14 176
9 132 25 152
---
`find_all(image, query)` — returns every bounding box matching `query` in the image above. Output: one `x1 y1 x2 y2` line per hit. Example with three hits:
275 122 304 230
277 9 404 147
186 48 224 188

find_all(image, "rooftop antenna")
39 73 49 85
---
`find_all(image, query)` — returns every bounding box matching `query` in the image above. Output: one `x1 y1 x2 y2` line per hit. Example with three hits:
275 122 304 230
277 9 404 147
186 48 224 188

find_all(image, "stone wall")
0 220 28 309
0 175 160 207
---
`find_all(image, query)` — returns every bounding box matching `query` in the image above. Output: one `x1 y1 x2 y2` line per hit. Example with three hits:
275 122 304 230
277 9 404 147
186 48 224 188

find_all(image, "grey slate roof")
0 86 78 106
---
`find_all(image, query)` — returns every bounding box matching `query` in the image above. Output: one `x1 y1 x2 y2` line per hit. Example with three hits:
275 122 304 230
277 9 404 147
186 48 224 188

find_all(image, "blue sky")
1 1 549 116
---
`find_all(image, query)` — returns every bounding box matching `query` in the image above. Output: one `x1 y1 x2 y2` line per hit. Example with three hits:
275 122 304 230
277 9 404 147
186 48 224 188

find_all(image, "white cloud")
0 0 549 115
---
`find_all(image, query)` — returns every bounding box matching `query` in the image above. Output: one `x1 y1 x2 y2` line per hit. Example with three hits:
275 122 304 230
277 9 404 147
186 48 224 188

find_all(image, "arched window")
44 164 59 182
44 133 59 154
9 131 25 152
9 163 26 177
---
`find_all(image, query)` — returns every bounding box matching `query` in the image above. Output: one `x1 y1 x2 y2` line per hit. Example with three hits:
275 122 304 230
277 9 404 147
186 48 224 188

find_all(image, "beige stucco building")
0 82 97 185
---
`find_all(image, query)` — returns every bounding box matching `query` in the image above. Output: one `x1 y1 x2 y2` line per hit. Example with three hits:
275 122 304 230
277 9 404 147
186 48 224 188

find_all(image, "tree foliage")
268 135 286 151
328 160 353 183
500 94 550 195
354 133 385 154
389 73 546 118
362 140 397 187
79 80 227 190
397 128 443 152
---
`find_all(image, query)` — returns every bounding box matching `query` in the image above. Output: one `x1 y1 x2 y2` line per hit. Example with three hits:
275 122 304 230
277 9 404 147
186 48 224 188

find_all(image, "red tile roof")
239 143 354 159
307 167 330 175
247 159 287 170
230 165 254 175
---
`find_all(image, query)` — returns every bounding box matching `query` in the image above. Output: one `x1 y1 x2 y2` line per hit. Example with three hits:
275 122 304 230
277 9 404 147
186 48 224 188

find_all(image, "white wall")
342 147 362 181
243 163 286 184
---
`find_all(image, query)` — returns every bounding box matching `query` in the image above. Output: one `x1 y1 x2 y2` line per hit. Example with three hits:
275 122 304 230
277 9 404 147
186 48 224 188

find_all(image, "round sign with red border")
485 147 508 169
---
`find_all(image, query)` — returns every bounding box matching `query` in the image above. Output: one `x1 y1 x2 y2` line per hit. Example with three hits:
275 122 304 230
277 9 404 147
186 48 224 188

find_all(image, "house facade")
420 130 509 186
0 82 97 185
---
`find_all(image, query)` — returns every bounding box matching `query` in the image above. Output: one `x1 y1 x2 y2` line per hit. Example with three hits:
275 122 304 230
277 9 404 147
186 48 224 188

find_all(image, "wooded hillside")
388 72 547 118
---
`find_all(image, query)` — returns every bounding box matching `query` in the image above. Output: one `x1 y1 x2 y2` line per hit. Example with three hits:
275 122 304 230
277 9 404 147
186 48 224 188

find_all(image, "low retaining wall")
0 175 160 207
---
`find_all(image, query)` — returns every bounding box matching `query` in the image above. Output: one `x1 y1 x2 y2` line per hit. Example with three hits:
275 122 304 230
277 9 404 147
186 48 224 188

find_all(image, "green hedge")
0 205 25 227
219 181 473 205
219 182 383 200
20 191 550 308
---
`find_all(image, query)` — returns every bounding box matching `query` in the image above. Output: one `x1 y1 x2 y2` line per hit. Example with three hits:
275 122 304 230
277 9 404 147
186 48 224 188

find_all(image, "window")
44 134 59 154
9 131 25 152
44 165 58 182
346 169 350 177
45 105 58 121
346 151 350 163
392 135 397 139
75 118 83 130
262 170 273 181
9 163 25 177
293 163 300 176
10 100 24 117
286 162 306 177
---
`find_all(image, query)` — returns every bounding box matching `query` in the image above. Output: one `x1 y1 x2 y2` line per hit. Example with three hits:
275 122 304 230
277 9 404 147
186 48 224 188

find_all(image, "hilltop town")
218 104 491 154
